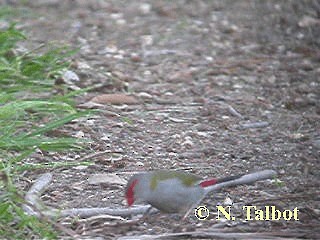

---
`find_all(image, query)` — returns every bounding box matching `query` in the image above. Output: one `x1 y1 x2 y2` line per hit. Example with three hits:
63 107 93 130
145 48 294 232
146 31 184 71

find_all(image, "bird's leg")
138 206 154 222
182 205 196 220
182 195 207 220
123 206 154 226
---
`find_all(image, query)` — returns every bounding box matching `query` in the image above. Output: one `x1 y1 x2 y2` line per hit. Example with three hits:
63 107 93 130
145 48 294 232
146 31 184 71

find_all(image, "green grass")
0 22 91 239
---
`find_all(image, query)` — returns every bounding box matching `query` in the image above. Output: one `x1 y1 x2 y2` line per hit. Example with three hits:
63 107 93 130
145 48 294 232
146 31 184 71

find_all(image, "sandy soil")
5 0 320 239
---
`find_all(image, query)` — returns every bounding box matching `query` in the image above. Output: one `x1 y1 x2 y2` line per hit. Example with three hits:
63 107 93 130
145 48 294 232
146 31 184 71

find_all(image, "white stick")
43 205 152 218
23 173 53 216
23 173 151 218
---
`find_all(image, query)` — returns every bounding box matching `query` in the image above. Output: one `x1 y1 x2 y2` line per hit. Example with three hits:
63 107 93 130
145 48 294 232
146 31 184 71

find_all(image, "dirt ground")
6 0 320 239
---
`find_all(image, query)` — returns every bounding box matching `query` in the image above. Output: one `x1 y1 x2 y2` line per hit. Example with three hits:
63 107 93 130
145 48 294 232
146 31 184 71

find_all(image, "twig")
117 230 307 240
247 192 320 205
221 103 244 119
22 182 78 238
43 206 153 218
239 121 269 129
75 149 124 162
23 173 53 216
23 173 151 219
143 49 191 57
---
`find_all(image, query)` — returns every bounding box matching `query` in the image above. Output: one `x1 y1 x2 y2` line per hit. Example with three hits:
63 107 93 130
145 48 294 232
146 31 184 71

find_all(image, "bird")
125 169 276 214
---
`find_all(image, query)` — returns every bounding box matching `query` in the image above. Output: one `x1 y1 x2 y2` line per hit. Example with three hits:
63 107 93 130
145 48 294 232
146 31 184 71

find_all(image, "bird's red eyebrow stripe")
126 179 138 206
199 178 218 187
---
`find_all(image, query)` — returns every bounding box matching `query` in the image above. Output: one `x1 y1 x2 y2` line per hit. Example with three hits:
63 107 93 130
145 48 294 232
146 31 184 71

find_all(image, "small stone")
141 35 153 46
110 13 123 20
205 56 213 62
74 131 85 138
116 19 126 25
62 70 80 82
136 161 144 167
224 196 233 205
233 83 243 89
182 136 193 147
130 52 142 62
137 92 153 99
139 3 152 15
143 70 152 76
73 165 88 170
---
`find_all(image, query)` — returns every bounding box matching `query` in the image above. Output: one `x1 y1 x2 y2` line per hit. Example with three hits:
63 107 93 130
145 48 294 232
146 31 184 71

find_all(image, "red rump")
199 178 218 187
126 179 138 206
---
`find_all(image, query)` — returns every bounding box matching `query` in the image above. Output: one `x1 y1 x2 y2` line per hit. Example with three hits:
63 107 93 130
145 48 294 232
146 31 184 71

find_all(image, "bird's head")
125 177 139 206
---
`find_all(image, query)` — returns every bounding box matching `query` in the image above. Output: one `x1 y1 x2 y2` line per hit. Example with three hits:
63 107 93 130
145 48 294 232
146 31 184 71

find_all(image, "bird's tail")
199 174 243 187
182 170 277 219
217 174 244 183
200 169 277 193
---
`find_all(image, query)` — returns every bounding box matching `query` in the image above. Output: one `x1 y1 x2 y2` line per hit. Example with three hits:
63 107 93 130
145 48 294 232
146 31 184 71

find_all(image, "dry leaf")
88 173 126 185
91 94 139 105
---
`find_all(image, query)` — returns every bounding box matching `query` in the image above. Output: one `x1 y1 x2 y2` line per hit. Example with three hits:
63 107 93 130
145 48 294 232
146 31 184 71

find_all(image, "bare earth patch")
7 0 320 239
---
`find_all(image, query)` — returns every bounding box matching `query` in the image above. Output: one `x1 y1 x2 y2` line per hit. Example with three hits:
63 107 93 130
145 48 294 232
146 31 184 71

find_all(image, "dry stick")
239 121 269 129
23 173 151 218
43 205 153 218
182 170 277 219
75 149 124 162
117 230 305 240
22 176 78 238
221 102 244 119
144 49 191 57
23 173 53 216
248 192 319 205
24 170 276 220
